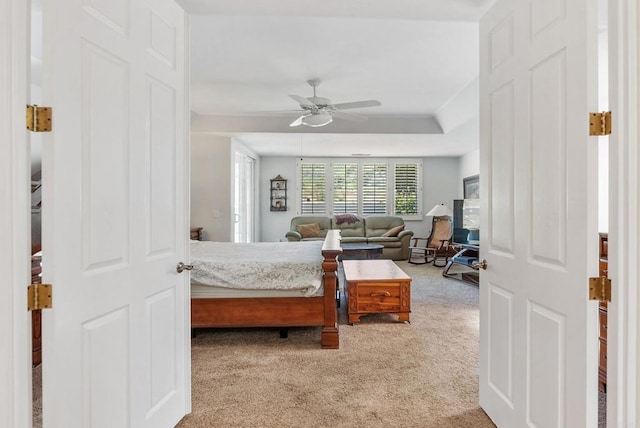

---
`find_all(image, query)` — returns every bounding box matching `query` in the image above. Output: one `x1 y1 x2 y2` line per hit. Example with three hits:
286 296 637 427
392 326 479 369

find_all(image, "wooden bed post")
320 230 342 349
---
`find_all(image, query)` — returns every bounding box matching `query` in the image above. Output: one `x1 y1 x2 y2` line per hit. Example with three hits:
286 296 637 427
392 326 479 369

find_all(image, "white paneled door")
479 0 600 426
0 0 30 426
40 0 190 426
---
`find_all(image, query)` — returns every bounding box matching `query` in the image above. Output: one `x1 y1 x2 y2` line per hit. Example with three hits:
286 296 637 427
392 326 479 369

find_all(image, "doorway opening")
596 0 610 423
30 1 44 426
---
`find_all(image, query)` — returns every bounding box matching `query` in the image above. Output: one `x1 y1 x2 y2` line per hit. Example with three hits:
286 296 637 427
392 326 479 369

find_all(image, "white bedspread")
190 240 324 297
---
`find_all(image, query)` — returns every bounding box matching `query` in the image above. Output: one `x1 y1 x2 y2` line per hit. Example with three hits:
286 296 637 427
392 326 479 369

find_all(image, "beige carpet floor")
32 261 606 427
179 261 494 428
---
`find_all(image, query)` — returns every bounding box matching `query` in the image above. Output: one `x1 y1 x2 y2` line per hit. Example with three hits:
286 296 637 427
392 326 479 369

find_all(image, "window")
297 159 421 219
333 163 358 213
394 163 419 216
362 163 387 215
299 163 326 214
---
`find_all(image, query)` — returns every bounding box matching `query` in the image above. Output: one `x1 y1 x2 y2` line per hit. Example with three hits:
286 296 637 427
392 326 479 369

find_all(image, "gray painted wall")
258 156 462 242
190 135 233 241
260 157 298 241
189 141 480 243
458 149 480 198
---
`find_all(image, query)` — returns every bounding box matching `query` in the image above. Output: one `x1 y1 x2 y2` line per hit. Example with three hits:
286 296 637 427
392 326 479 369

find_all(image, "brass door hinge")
27 283 52 311
589 111 611 136
589 277 611 302
26 105 52 132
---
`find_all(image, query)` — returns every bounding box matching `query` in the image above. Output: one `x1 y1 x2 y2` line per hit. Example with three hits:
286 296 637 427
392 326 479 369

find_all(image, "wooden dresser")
598 233 608 392
31 250 42 367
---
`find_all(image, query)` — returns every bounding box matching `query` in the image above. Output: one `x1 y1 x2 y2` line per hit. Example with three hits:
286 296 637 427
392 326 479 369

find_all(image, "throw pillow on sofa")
296 223 323 238
382 224 405 237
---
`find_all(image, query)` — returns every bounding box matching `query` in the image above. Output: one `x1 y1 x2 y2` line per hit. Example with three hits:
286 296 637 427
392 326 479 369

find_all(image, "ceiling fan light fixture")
301 112 333 127
288 80 381 127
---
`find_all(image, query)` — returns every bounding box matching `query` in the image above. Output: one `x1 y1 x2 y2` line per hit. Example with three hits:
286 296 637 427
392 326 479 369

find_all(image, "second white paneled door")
479 0 600 426
40 0 190 426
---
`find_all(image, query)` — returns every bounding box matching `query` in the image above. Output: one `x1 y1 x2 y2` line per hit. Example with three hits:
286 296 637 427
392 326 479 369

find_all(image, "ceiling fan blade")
246 109 305 115
289 115 306 127
332 100 381 110
289 94 316 108
332 111 368 122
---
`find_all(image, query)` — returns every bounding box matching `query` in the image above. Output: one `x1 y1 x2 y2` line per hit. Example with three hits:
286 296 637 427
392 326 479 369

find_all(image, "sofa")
285 215 414 261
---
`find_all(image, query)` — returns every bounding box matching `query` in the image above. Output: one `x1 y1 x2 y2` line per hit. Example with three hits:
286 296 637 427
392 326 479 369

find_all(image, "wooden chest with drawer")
343 259 411 324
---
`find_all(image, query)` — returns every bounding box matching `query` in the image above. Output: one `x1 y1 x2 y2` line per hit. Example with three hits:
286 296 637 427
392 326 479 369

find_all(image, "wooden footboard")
191 296 325 327
190 231 342 349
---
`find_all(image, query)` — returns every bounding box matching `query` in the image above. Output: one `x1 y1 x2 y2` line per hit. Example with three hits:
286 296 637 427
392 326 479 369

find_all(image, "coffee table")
340 243 384 260
342 259 411 324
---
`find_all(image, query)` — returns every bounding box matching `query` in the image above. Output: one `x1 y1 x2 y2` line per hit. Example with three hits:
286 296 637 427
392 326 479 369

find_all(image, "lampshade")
426 203 453 217
302 112 333 127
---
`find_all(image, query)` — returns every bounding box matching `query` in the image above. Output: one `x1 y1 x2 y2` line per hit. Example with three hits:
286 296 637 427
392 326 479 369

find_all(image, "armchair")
408 216 456 267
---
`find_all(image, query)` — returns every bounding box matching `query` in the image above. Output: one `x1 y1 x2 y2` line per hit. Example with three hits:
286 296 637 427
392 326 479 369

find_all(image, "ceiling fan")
288 79 381 128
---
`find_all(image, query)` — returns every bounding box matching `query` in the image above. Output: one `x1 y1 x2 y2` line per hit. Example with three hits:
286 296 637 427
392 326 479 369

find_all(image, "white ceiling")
30 0 493 157
183 0 494 157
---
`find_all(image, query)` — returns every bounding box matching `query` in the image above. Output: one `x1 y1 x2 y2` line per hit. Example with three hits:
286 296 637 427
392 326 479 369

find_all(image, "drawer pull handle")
370 291 391 297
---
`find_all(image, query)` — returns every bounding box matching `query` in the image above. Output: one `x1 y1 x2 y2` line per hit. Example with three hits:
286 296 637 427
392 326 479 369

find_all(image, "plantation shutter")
333 163 358 214
394 163 419 215
300 163 326 214
362 163 387 215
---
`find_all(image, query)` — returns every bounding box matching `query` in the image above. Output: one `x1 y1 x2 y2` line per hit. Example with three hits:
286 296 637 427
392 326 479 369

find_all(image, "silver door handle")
176 262 194 273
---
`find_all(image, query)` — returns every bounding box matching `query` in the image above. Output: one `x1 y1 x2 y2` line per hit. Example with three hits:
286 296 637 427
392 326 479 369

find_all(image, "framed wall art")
463 175 480 199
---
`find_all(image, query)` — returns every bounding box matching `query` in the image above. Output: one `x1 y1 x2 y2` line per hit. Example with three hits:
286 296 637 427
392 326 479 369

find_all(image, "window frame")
297 158 423 220
297 161 327 215
361 162 388 216
332 162 359 214
392 161 423 221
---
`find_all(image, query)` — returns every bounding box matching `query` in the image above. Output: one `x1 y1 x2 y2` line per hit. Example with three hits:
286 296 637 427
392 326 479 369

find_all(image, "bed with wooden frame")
190 230 342 349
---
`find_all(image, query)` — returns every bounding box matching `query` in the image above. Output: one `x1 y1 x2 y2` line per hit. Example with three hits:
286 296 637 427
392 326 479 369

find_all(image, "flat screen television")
452 199 480 245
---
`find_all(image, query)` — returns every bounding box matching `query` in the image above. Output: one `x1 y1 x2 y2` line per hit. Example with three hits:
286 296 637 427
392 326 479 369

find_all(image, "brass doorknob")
472 259 487 270
176 262 194 273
